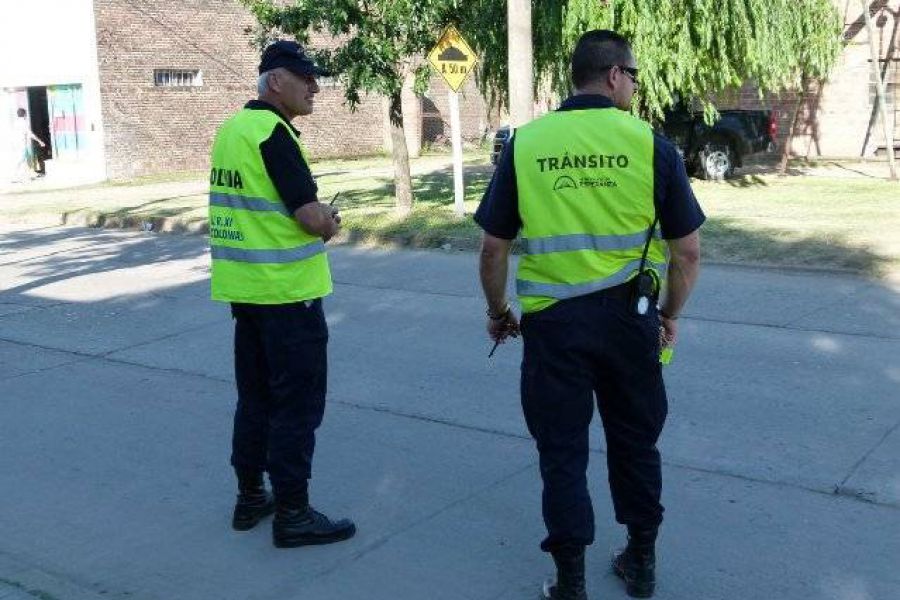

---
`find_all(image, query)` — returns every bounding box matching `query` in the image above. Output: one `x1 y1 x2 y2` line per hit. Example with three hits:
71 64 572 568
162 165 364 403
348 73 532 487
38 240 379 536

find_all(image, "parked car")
662 105 777 179
490 106 777 180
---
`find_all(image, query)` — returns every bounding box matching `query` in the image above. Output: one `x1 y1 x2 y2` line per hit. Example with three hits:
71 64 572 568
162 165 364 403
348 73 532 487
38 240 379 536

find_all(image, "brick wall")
93 0 384 180
294 81 385 158
91 1 895 176
718 0 898 159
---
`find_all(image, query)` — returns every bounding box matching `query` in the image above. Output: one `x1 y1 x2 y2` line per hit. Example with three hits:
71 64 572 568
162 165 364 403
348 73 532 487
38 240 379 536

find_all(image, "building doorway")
27 86 51 174
2 82 96 186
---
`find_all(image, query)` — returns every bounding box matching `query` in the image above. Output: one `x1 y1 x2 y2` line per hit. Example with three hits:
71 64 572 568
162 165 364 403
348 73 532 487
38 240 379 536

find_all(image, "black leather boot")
611 528 657 598
231 469 275 531
542 547 588 600
272 505 356 548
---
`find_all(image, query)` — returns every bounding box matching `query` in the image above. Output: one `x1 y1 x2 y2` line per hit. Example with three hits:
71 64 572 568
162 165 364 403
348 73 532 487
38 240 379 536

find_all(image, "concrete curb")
59 211 208 234
0 210 891 281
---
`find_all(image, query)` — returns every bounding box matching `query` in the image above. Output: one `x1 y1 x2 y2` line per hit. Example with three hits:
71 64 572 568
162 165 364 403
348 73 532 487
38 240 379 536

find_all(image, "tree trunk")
779 76 808 176
402 70 422 158
389 92 414 214
507 0 533 127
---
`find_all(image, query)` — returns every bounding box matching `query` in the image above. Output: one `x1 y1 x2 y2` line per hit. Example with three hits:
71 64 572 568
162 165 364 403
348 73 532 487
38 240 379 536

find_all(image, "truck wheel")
699 143 735 181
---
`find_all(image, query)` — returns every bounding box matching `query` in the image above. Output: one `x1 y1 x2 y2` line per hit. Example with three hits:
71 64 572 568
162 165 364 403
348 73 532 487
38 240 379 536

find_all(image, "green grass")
103 169 209 186
2 151 897 276
331 168 899 276
693 175 899 275
315 156 491 248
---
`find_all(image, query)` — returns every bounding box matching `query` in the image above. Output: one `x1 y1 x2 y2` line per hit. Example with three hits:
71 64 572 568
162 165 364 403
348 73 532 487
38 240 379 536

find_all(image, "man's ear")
267 70 280 93
606 67 618 90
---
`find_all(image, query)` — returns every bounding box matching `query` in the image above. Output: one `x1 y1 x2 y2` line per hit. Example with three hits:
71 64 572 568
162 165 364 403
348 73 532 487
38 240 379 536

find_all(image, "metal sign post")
427 25 479 217
448 91 465 217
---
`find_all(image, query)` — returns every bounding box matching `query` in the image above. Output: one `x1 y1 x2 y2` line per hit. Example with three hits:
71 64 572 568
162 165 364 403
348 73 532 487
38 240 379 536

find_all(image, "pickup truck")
490 106 777 180
662 106 777 179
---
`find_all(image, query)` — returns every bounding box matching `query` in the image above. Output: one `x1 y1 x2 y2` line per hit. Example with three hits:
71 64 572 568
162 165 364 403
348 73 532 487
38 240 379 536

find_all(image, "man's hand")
295 201 341 242
322 204 341 241
660 314 678 347
487 308 520 344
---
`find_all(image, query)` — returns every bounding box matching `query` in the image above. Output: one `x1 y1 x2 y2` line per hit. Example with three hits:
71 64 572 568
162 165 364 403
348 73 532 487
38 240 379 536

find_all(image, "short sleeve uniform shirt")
245 100 318 214
474 95 705 241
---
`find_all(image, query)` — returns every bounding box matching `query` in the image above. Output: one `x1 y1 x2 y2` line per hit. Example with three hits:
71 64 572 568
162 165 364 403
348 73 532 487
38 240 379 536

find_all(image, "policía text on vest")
210 168 244 190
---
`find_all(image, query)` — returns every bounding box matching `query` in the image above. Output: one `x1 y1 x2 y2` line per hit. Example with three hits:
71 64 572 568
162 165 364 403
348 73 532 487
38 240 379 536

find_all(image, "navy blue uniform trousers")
230 300 328 503
520 286 668 552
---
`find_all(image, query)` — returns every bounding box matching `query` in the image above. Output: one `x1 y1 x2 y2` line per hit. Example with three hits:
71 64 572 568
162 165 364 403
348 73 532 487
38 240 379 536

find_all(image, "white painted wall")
0 0 106 183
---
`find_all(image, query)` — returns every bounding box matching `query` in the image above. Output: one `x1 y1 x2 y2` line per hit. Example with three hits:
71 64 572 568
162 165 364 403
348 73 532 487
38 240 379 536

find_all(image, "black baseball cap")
259 40 331 77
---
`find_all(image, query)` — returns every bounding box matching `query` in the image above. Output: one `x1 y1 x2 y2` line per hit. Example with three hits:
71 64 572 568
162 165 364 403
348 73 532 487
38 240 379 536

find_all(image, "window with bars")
316 75 340 88
153 69 203 88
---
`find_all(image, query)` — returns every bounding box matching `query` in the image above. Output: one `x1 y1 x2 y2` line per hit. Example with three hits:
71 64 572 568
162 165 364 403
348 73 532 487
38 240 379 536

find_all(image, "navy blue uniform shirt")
474 95 705 240
245 100 318 214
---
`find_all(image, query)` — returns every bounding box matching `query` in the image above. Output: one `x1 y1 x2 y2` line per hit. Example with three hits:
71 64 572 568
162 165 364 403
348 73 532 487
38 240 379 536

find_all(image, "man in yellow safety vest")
209 40 354 548
476 30 704 599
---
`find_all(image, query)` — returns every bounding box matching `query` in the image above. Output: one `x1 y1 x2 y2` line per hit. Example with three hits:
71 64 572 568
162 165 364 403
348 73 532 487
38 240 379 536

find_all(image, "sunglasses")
602 65 639 86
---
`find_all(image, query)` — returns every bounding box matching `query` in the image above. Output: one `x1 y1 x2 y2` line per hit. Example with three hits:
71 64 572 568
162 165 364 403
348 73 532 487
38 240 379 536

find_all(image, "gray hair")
257 71 272 95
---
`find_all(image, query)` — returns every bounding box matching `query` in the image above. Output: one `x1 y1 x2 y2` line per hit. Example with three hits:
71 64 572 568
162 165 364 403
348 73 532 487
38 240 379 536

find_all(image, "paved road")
0 224 898 600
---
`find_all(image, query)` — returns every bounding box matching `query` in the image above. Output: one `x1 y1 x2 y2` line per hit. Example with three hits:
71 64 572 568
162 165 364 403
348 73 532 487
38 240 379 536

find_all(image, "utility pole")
860 0 897 180
507 0 533 128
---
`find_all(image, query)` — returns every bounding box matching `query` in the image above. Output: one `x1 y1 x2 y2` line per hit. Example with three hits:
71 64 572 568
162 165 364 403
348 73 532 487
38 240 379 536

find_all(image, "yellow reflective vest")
209 108 332 304
513 107 668 313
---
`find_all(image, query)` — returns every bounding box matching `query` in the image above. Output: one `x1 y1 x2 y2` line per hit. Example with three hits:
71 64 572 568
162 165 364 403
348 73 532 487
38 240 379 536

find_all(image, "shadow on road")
0 226 208 298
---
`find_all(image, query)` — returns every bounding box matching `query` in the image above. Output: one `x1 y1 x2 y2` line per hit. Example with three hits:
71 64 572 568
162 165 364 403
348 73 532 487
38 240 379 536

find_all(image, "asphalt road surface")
1 224 898 600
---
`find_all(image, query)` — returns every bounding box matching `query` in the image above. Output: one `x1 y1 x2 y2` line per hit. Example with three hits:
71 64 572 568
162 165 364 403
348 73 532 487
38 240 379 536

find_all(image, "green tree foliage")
461 0 843 122
242 0 465 116
240 0 843 203
241 0 469 211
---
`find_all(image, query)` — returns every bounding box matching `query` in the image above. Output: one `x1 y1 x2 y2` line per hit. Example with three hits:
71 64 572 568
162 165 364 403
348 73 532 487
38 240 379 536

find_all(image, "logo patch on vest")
540 152 626 192
553 176 578 191
552 175 618 190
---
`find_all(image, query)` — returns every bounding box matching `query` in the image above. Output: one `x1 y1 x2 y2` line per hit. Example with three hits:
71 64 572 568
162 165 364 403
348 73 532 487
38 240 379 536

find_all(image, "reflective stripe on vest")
208 108 332 304
513 107 666 313
209 191 291 217
517 259 668 299
210 240 325 264
521 229 661 255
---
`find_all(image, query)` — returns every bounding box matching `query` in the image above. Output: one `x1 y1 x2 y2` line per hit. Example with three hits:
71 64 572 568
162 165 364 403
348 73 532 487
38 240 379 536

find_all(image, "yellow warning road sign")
427 25 478 92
